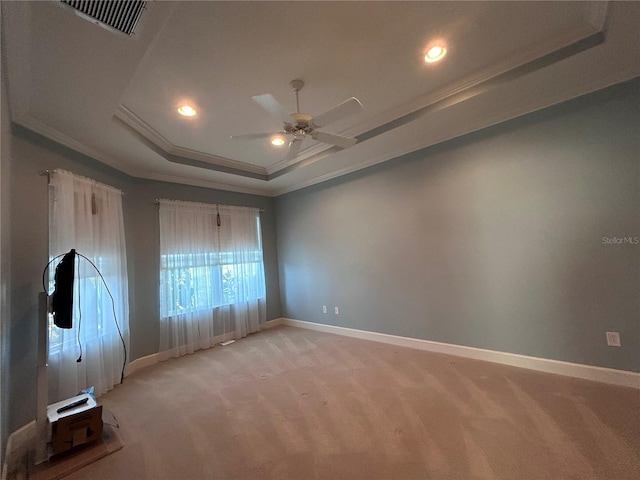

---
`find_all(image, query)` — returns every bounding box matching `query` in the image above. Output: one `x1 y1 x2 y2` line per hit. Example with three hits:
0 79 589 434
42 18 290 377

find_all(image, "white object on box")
47 393 97 441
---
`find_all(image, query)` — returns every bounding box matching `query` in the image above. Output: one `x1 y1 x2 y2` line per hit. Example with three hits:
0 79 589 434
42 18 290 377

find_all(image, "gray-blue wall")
276 78 640 373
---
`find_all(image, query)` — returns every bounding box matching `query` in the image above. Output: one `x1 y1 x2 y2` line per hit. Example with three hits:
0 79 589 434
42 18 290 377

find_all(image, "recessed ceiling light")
270 134 286 146
424 45 447 63
177 105 197 117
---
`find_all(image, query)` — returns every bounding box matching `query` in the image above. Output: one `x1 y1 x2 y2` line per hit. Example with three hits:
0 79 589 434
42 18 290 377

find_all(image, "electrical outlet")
334 306 339 315
322 305 327 314
606 332 621 347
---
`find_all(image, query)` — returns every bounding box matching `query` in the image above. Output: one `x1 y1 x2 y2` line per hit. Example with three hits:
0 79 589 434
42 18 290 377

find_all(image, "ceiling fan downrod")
287 79 314 137
290 79 304 114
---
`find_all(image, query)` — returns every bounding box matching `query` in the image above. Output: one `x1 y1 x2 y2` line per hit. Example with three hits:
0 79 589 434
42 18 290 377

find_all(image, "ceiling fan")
230 79 363 161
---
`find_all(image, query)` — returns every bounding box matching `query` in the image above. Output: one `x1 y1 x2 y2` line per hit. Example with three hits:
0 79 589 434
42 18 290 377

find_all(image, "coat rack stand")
35 292 49 465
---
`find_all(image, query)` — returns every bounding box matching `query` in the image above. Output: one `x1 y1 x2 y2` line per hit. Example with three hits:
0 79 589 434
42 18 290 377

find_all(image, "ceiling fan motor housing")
286 112 315 137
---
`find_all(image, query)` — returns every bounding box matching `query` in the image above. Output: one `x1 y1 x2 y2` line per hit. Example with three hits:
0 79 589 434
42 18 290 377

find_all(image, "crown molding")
266 12 607 180
372 13 607 141
114 105 174 152
114 105 268 179
274 66 640 197
11 113 136 176
10 113 275 196
131 170 276 197
220 15 607 178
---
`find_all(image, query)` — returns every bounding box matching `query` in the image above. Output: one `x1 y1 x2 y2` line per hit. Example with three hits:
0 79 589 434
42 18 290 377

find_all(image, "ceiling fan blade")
285 138 304 161
312 130 358 149
251 94 290 122
313 97 363 127
229 132 279 141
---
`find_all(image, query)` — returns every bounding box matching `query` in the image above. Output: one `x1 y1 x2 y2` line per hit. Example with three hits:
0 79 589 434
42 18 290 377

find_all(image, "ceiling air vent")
60 0 146 36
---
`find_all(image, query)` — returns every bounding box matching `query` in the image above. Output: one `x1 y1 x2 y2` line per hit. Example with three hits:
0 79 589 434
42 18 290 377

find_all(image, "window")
160 249 264 316
158 200 266 358
48 170 129 402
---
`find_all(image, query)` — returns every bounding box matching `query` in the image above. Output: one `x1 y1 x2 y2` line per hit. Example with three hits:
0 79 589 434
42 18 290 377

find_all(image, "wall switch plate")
322 306 327 314
334 307 339 315
606 332 621 347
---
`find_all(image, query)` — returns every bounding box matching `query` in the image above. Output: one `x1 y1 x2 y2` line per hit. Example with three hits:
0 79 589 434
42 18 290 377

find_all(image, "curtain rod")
39 172 262 211
39 169 125 195
154 199 265 212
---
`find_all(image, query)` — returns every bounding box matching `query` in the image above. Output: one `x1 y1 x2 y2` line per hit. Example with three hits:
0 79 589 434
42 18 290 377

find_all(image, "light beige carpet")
61 325 638 480
27 423 123 480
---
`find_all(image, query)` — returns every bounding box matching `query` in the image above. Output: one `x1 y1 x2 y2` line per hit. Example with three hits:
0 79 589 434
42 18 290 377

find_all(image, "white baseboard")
124 318 285 377
123 352 162 377
279 318 640 389
263 318 284 329
2 420 36 480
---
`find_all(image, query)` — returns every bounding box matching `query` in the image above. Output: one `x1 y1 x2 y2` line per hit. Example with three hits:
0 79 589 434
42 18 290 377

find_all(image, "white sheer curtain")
159 200 266 359
48 169 129 402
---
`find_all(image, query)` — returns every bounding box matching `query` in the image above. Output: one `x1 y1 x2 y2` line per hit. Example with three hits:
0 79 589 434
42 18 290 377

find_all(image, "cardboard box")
47 394 103 455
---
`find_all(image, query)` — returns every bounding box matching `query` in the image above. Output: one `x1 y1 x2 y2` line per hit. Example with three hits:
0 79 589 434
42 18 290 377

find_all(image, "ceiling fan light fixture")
232 79 363 160
424 45 447 63
178 105 197 117
270 134 286 146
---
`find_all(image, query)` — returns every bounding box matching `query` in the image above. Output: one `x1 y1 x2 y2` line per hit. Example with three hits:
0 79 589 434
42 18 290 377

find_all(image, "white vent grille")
60 0 146 36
